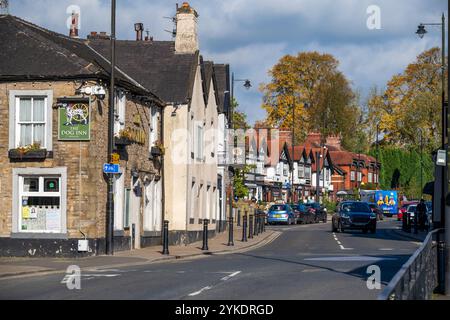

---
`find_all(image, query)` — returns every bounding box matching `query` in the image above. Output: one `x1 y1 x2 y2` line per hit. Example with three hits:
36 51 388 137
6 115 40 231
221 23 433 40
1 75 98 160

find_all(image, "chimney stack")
134 23 144 41
175 2 199 53
69 11 79 38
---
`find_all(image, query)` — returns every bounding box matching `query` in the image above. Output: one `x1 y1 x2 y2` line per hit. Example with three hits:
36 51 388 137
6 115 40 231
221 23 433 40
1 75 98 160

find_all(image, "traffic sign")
103 163 120 174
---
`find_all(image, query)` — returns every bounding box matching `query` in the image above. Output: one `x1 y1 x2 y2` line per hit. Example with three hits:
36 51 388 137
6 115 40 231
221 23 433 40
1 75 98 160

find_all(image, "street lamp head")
416 24 427 39
243 80 252 90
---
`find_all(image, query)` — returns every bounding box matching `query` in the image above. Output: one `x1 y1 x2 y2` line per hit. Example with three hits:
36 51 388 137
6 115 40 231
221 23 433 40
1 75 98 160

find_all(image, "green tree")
367 48 447 153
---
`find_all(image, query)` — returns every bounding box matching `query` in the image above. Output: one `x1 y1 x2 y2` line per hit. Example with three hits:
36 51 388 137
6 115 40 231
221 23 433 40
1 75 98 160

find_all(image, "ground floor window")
13 167 67 235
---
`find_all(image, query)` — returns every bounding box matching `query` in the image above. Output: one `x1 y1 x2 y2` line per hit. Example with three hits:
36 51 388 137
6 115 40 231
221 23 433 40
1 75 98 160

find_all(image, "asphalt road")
0 219 421 300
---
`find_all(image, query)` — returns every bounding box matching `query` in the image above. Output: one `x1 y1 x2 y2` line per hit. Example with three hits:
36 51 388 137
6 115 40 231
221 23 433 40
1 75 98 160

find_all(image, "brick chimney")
135 23 144 41
175 2 199 54
69 11 79 38
325 135 342 151
305 132 322 147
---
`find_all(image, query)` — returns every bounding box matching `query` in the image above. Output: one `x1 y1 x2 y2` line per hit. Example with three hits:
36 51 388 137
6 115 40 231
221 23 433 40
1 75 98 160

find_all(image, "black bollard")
237 209 241 227
406 212 411 233
227 216 234 246
259 212 264 234
249 215 254 239
242 214 248 242
162 220 170 255
262 212 266 232
402 210 407 231
255 213 260 236
253 210 258 236
202 219 209 251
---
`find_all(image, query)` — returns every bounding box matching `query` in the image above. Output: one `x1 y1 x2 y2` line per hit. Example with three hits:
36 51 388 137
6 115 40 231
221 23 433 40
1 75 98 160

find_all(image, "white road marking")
220 271 241 281
187 271 242 297
337 241 342 245
60 273 120 284
188 286 213 297
379 248 394 251
305 256 398 262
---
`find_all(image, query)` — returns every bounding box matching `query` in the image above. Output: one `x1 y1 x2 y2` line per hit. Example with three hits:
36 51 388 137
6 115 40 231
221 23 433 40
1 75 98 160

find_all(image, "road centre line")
187 271 241 297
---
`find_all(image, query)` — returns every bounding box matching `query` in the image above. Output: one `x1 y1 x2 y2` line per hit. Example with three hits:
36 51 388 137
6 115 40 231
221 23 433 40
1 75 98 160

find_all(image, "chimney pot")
69 11 79 38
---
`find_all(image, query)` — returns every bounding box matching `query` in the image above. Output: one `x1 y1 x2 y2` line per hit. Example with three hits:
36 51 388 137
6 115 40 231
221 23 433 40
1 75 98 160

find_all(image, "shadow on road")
234 251 412 286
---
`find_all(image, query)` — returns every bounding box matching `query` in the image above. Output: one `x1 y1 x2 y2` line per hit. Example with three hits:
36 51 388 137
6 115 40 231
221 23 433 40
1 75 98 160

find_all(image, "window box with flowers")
151 141 165 157
114 129 133 146
9 143 47 160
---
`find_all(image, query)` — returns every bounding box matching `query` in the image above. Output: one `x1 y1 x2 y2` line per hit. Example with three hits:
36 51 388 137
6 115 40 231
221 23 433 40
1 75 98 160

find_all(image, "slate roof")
87 39 198 104
0 15 162 104
213 64 231 115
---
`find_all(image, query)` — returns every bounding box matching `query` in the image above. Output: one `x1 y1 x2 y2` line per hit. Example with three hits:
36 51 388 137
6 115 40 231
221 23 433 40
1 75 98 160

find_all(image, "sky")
6 0 448 124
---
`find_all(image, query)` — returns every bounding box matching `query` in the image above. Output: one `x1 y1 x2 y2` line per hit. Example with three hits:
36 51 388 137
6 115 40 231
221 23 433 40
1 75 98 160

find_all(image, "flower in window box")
114 129 133 146
9 142 47 160
151 140 165 156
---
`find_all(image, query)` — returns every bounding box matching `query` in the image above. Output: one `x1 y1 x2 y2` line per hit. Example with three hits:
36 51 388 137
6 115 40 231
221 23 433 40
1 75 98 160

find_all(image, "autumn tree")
260 51 364 149
367 47 447 153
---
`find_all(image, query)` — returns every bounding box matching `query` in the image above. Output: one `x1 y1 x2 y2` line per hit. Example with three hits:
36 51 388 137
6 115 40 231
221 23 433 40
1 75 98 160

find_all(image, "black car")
290 204 314 224
305 202 327 223
332 201 377 234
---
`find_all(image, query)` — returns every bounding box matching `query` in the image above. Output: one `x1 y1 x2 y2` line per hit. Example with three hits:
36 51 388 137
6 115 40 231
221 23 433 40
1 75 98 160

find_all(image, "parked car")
398 201 419 221
367 203 383 221
267 204 296 225
290 204 314 224
305 202 327 223
332 201 377 234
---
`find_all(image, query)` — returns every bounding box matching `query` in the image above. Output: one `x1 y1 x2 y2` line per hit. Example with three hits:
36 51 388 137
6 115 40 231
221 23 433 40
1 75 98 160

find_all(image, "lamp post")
230 72 251 131
417 13 448 295
228 73 251 231
106 0 116 256
376 124 379 189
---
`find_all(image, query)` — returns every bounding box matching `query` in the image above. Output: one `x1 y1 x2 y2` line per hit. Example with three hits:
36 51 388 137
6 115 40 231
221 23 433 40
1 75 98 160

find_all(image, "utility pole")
106 0 116 255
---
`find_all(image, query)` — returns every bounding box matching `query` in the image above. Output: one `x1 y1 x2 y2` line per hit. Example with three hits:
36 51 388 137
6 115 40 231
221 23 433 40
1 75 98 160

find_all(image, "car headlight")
341 214 350 219
370 214 377 219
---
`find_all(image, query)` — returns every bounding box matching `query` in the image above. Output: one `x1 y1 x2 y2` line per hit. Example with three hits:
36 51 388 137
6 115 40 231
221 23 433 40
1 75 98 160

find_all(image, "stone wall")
0 80 161 256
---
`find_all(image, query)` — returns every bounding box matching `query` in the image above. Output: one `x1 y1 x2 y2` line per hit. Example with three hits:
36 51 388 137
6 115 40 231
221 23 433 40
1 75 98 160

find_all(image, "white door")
130 179 141 249
114 173 125 230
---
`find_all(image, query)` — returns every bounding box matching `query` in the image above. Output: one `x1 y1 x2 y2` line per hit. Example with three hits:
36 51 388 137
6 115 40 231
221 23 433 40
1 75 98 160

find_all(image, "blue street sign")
103 163 120 174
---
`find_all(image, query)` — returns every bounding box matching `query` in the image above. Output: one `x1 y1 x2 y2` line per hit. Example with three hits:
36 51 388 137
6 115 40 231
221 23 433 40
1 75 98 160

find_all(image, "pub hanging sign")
57 98 91 141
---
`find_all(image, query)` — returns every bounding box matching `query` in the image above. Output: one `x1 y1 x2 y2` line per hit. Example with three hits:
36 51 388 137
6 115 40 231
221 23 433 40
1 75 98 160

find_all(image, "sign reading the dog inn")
58 99 91 141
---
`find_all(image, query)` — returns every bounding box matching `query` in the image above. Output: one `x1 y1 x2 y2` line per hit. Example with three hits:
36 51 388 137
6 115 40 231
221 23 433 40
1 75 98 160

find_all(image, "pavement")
0 225 280 280
0 218 424 300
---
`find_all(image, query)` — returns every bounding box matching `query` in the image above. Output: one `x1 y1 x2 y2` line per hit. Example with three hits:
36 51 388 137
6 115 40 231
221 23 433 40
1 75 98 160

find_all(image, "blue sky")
8 0 448 124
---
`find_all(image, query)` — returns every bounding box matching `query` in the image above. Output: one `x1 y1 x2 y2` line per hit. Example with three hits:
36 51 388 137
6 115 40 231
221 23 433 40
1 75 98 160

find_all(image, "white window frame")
12 167 67 237
357 171 362 182
149 107 159 148
114 90 126 136
298 165 305 179
350 171 356 182
9 90 53 151
196 125 204 161
368 172 373 184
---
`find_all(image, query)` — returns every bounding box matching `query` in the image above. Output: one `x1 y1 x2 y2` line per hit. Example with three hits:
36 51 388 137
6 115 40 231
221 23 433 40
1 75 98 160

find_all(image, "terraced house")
87 2 231 245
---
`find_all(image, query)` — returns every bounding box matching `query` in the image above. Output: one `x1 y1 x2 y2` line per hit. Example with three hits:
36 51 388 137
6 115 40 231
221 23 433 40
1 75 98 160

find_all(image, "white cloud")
8 0 447 124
